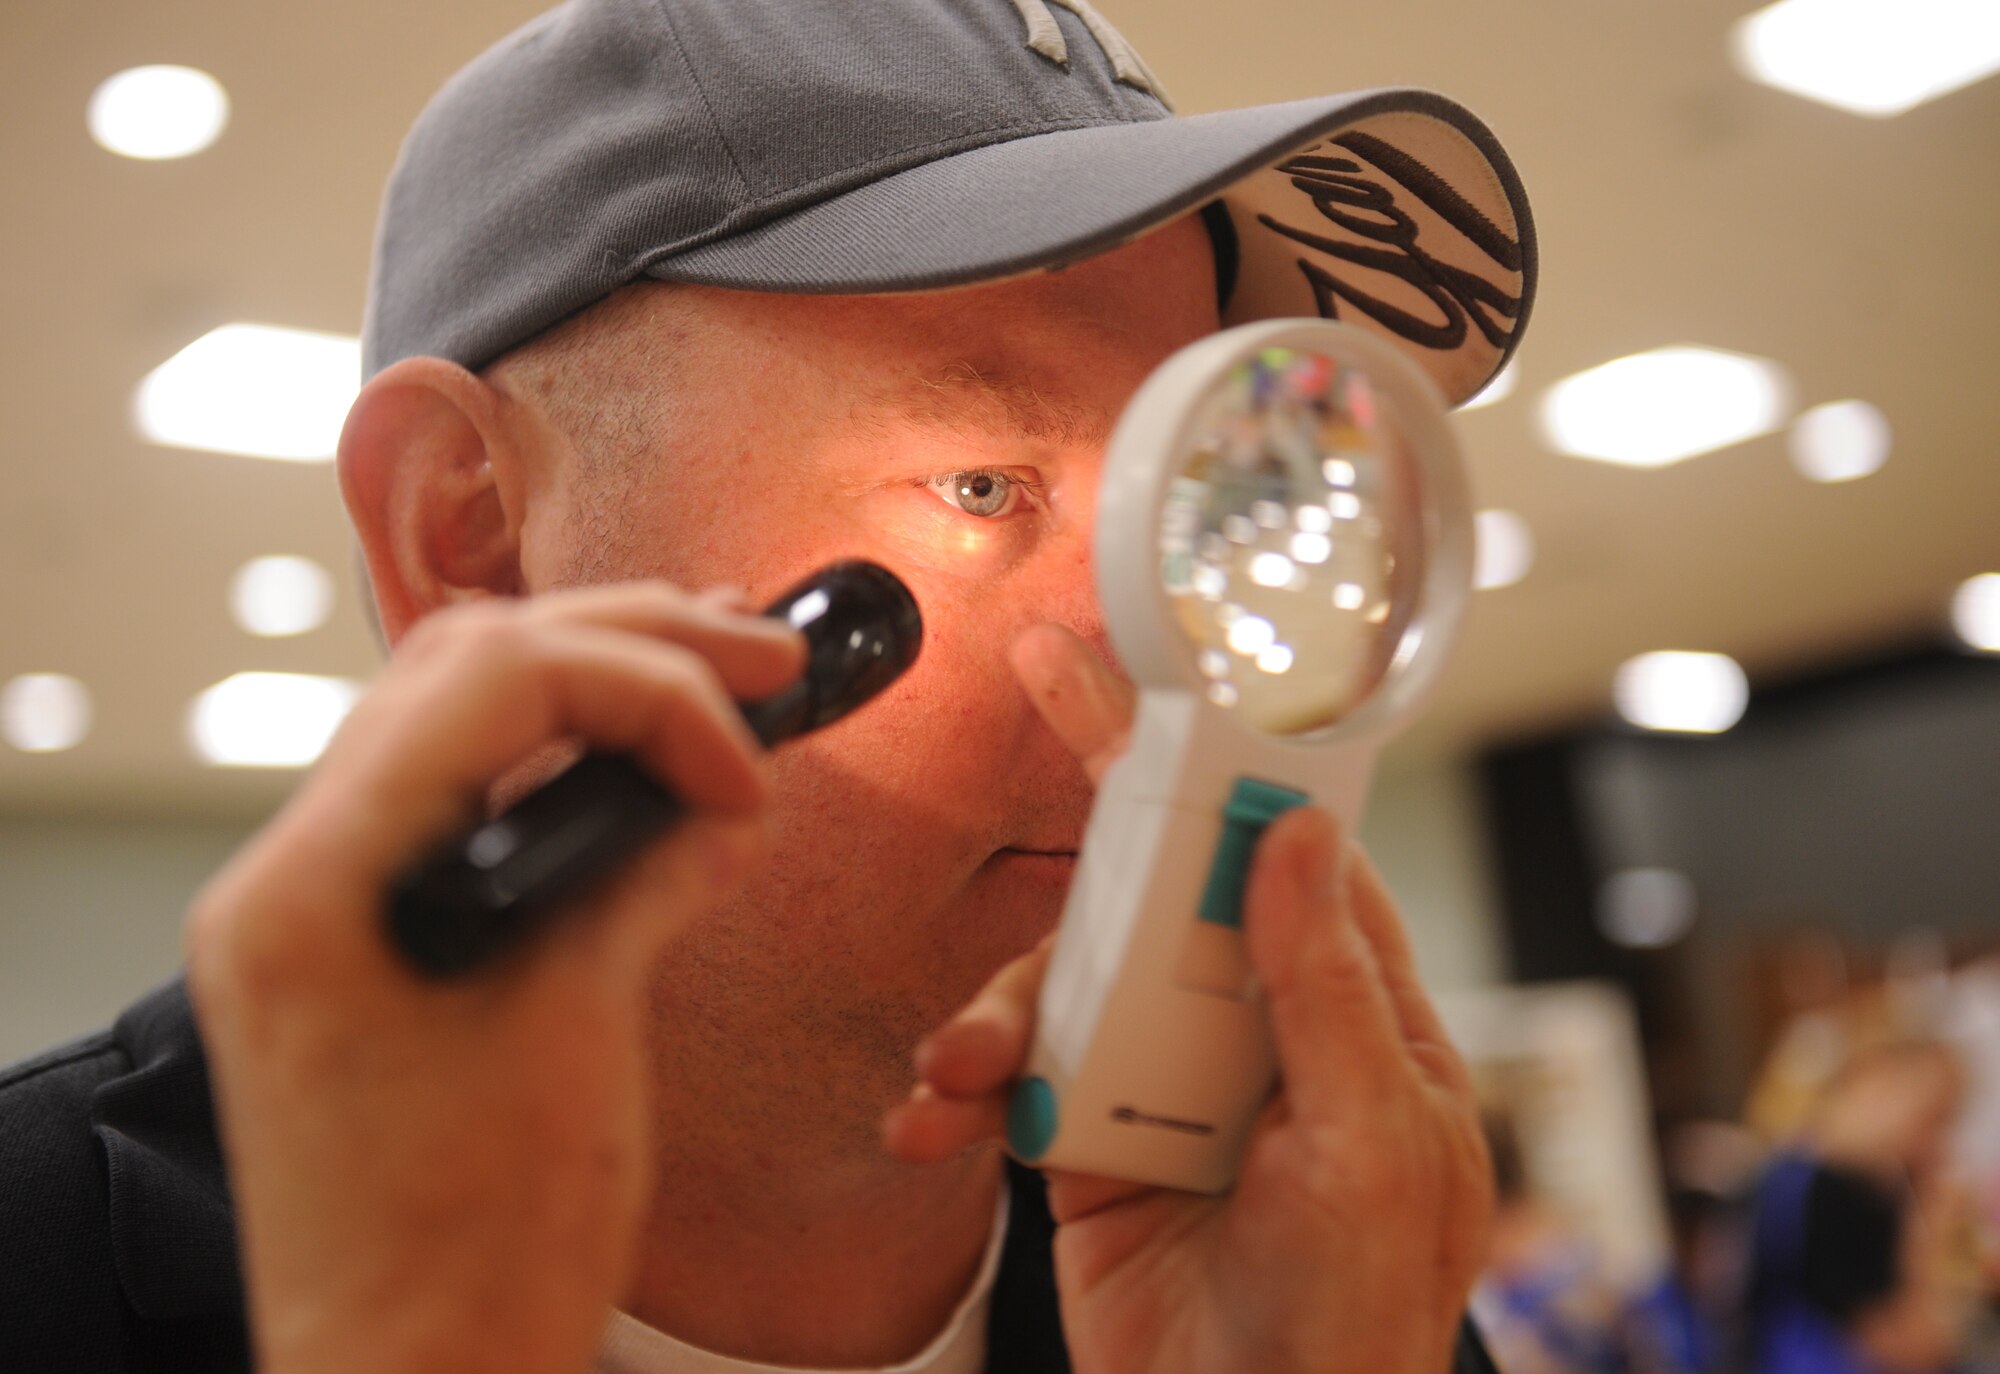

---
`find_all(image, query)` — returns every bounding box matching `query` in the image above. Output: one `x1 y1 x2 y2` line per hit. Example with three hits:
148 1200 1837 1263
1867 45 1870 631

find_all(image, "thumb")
1243 808 1411 1124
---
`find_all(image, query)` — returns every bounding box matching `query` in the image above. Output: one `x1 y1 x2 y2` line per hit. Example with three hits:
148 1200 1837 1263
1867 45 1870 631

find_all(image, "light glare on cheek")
884 491 1004 558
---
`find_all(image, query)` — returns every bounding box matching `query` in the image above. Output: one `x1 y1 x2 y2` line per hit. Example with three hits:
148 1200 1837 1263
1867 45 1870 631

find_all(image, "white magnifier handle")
1008 689 1379 1194
1008 319 1471 1194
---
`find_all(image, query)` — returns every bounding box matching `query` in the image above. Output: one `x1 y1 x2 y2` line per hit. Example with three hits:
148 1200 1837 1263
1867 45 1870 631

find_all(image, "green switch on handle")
1196 777 1311 930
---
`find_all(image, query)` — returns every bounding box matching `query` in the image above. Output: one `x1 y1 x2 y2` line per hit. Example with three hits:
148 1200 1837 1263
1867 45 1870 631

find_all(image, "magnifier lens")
1159 346 1427 737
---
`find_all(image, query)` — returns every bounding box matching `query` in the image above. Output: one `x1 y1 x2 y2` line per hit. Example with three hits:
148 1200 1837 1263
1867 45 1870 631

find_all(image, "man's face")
520 215 1219 1148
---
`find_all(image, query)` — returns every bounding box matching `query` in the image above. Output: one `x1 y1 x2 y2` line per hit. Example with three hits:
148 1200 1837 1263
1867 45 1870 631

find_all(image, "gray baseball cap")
363 0 1537 406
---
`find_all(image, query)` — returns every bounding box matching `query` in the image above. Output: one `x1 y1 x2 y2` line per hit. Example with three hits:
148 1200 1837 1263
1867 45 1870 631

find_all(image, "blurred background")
3 2 1997 1371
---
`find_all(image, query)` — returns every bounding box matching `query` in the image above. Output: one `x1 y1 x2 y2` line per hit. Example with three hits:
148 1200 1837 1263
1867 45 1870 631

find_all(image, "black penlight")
385 560 922 978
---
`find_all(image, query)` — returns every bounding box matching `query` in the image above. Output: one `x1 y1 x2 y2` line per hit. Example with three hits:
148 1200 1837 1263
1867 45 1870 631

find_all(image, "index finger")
1009 624 1134 787
515 580 807 692
298 600 793 881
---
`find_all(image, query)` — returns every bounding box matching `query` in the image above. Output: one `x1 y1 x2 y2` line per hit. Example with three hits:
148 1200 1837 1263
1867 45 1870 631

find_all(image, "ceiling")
3 0 1996 820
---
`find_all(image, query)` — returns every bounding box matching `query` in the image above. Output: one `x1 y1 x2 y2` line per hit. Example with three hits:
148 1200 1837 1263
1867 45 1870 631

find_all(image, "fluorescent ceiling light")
1733 0 2000 117
1789 399 1891 482
1458 360 1518 412
230 555 336 637
88 65 230 159
1473 509 1535 590
1952 573 2000 653
1614 651 1749 734
2 673 92 753
1541 346 1791 468
187 672 362 767
136 324 360 461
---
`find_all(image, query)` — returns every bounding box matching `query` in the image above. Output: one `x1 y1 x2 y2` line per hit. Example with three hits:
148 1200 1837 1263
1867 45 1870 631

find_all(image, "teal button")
1196 777 1310 929
1007 1076 1059 1160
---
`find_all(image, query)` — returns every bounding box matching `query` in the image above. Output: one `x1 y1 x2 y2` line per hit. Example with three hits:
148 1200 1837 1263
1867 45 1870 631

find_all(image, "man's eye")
921 469 1042 520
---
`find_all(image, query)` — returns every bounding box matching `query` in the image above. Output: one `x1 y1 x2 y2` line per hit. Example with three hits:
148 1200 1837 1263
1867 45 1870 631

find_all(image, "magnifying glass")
1007 319 1472 1194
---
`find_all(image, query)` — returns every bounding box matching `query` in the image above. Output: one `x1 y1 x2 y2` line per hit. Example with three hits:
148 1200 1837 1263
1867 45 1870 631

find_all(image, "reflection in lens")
1158 347 1426 736
1248 552 1294 587
1225 615 1276 655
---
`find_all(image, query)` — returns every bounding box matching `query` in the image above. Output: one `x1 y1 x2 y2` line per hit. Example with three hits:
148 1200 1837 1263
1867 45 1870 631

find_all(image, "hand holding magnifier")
1008 319 1472 1194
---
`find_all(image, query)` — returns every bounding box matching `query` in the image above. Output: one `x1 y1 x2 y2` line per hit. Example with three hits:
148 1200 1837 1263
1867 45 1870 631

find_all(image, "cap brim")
644 89 1535 407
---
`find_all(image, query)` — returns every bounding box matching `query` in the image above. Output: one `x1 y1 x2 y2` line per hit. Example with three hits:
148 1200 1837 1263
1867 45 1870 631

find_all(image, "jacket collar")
90 976 244 1321
86 978 1072 1365
991 1160 1072 1371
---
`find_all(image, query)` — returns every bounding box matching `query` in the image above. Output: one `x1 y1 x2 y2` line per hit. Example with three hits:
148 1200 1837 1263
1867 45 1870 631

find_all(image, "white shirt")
596 1178 1010 1374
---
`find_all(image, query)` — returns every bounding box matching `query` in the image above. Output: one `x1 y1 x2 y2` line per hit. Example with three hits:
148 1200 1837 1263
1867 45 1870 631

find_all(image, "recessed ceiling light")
1732 0 2000 117
87 65 229 160
187 672 361 767
1788 399 1891 482
1473 509 1535 590
1458 360 1518 412
1951 573 2000 653
1541 346 1791 468
1613 651 1749 733
231 555 336 637
135 324 360 461
1 673 93 753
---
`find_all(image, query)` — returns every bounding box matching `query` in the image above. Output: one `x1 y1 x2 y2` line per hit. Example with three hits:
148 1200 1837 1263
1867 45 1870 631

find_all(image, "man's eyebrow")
849 361 1115 451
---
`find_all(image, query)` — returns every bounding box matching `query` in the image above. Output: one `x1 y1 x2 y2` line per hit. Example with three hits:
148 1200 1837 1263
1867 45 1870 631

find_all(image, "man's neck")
621 1141 1005 1368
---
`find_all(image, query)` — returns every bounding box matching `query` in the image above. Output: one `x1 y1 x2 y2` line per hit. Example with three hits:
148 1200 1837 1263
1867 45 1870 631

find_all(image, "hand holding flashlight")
182 571 911 1374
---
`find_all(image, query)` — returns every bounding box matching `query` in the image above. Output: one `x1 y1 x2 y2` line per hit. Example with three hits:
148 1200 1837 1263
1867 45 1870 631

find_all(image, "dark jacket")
0 979 1497 1373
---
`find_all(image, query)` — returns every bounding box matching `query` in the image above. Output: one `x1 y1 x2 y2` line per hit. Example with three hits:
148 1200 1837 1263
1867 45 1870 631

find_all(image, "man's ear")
336 357 530 649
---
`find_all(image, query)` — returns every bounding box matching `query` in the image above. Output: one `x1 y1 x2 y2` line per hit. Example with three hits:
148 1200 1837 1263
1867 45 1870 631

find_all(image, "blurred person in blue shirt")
1747 1042 1976 1374
1624 1183 1752 1374
1472 1111 1630 1374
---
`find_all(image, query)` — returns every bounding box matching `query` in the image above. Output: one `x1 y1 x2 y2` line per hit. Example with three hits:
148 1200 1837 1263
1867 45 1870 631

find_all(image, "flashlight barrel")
384 752 685 977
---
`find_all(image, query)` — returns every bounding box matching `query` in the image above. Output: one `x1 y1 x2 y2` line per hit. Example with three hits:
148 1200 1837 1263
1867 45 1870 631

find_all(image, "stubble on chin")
632 857 1053 1170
